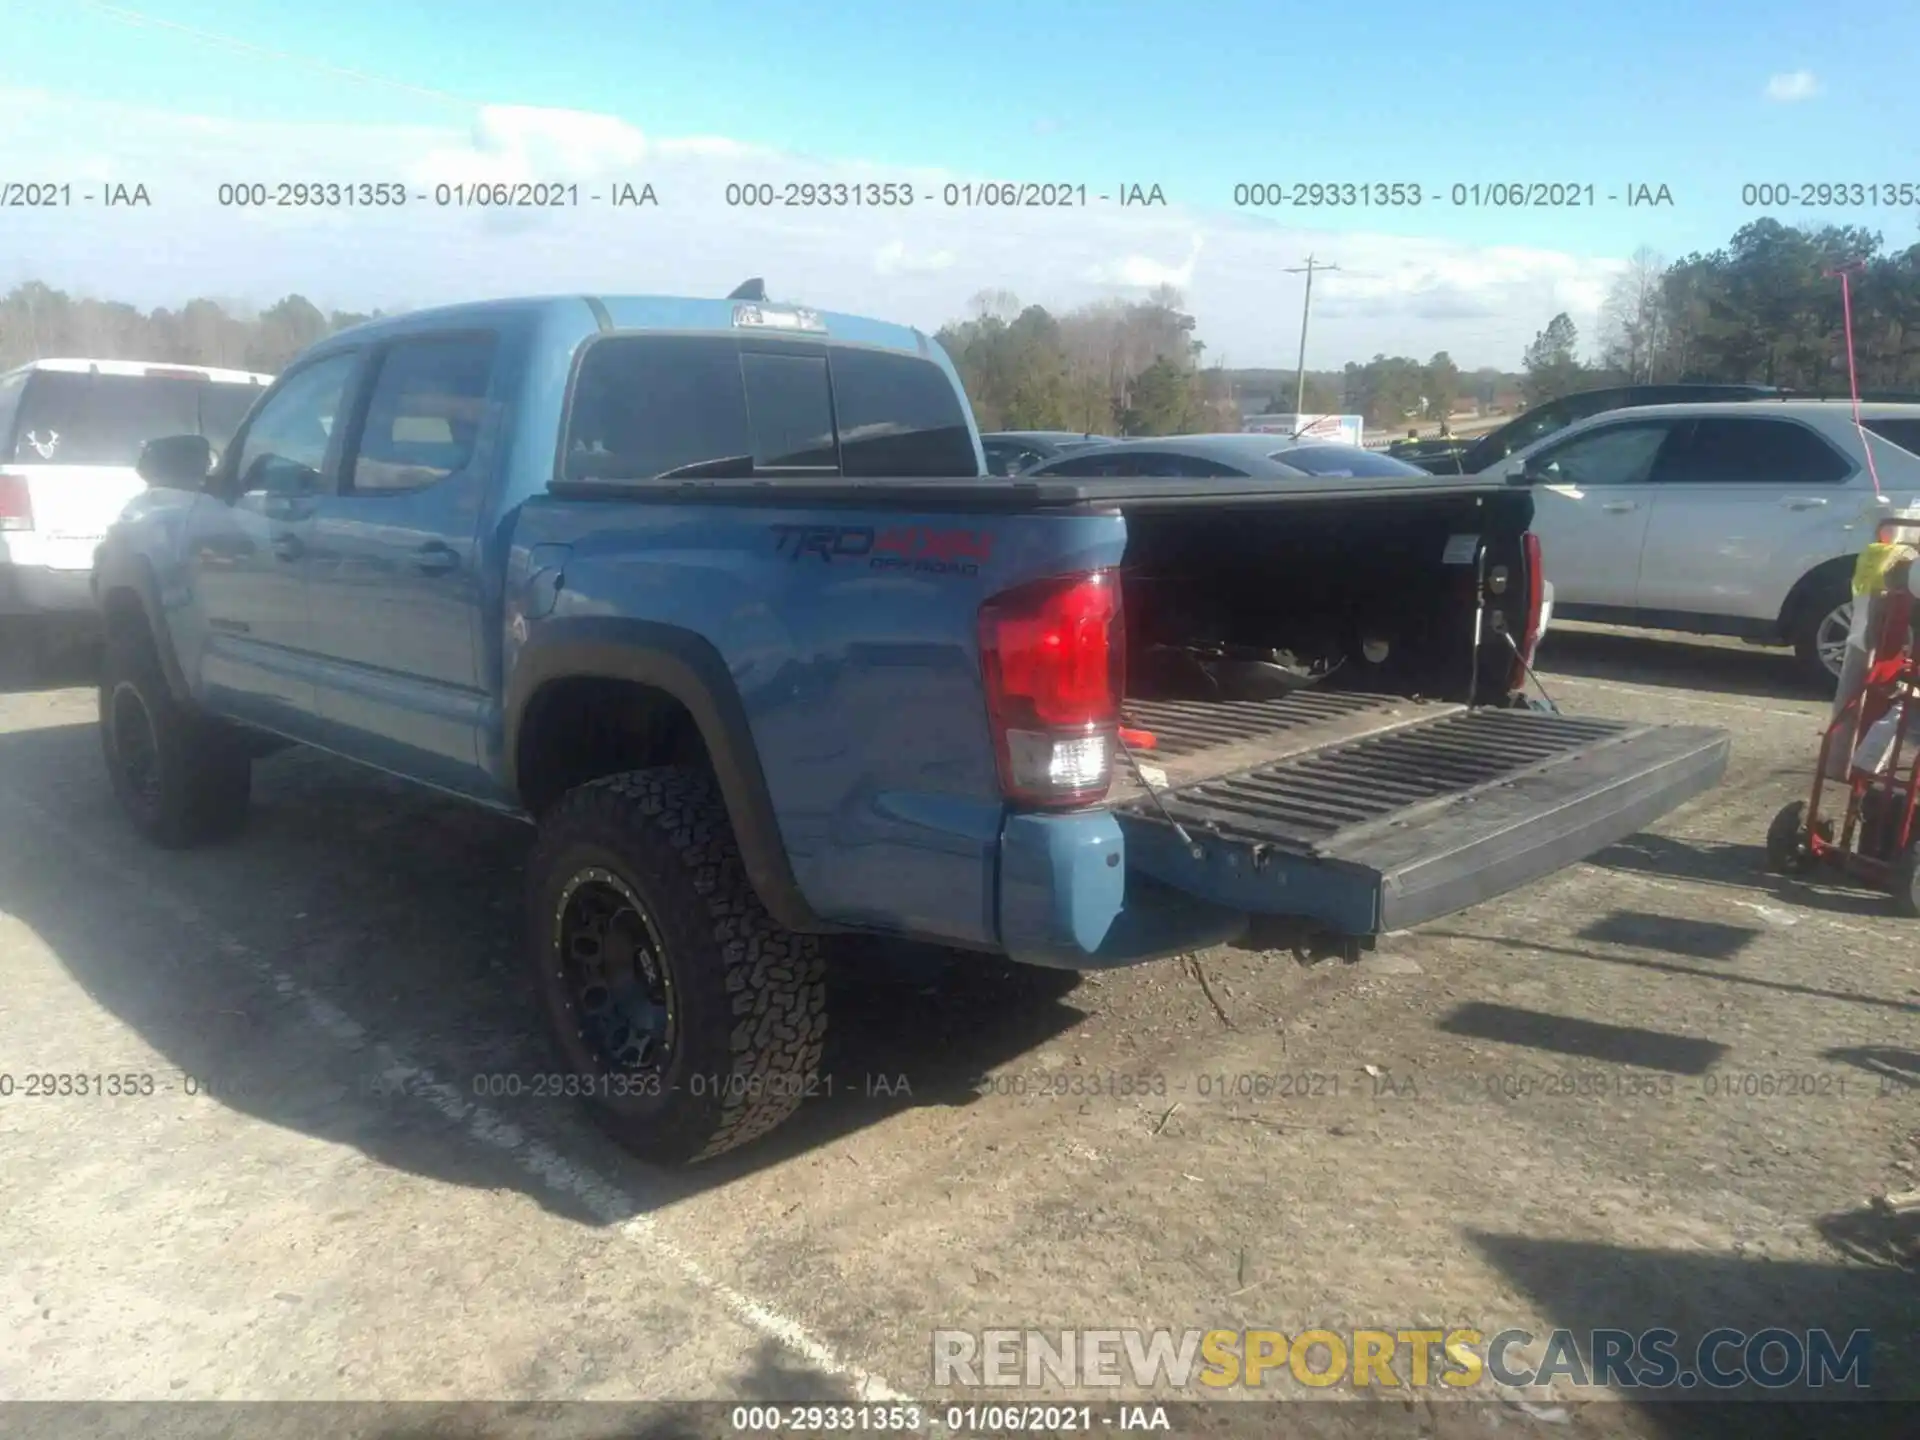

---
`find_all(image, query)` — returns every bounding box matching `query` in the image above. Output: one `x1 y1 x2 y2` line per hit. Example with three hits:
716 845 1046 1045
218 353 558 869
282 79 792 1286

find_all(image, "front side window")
350 335 497 494
1652 418 1852 485
1527 421 1674 486
200 383 263 456
234 353 359 496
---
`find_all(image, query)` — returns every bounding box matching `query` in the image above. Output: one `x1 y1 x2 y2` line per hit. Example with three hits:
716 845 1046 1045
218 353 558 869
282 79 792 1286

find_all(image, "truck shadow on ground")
1536 626 1821 703
1468 1231 1920 1426
0 720 1090 1226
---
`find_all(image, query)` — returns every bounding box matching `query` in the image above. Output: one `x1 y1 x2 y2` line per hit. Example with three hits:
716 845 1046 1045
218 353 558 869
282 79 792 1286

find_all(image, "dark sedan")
980 430 1114 475
1022 433 1436 480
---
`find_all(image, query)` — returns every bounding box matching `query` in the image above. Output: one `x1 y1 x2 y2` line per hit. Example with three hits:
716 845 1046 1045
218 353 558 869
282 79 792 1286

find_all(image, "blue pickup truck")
92 284 1730 1162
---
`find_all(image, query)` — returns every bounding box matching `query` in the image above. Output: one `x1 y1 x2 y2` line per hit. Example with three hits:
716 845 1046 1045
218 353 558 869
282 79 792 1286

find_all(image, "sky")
1 0 1916 372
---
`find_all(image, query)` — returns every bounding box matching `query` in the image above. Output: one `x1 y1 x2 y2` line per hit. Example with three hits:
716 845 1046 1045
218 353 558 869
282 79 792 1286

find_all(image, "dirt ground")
1 623 1914 1439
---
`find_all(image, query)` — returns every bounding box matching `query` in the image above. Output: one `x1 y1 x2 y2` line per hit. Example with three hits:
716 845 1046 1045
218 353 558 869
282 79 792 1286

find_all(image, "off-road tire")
525 767 828 1164
98 620 252 846
1789 573 1852 693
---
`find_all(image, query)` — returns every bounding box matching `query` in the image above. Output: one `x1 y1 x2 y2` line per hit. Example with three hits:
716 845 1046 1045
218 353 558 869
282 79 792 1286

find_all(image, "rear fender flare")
504 616 829 934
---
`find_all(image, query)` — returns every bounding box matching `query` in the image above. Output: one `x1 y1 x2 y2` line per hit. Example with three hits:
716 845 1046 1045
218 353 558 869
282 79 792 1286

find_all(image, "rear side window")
7 371 202 466
1277 445 1429 478
350 334 497 494
1863 418 1920 456
562 335 977 482
1654 418 1852 485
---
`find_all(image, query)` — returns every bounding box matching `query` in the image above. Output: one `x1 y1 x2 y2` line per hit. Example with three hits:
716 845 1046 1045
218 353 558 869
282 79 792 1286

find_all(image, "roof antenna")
727 278 768 302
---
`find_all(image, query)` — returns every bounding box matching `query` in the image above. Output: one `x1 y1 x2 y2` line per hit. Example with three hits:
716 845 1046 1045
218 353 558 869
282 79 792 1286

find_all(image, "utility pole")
1283 255 1339 423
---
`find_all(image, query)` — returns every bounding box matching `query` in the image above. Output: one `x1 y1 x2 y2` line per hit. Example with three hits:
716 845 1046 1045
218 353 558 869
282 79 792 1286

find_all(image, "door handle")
414 542 460 575
1601 500 1640 513
1780 496 1829 510
271 532 305 562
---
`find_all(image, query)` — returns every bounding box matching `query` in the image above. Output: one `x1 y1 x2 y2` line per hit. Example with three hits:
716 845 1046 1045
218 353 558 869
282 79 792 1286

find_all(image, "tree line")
0 282 381 376
4 215 1917 429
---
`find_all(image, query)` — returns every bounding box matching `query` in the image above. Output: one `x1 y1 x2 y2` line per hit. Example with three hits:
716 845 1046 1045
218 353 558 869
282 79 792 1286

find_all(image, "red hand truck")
1765 518 1920 916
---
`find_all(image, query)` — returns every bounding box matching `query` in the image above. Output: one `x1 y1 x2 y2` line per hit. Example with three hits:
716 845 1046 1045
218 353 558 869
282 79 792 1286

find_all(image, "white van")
0 358 272 666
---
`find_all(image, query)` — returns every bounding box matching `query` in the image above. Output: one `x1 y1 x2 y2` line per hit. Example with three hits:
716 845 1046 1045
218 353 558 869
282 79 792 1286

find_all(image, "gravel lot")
1 623 1914 1438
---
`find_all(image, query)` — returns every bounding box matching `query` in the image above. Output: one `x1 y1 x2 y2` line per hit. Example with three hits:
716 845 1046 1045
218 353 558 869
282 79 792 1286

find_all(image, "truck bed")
1112 694 1729 936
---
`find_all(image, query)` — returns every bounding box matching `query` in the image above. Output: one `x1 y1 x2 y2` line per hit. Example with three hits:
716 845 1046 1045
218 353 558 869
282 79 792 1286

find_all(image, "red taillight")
1510 531 1545 689
0 472 31 531
979 570 1124 807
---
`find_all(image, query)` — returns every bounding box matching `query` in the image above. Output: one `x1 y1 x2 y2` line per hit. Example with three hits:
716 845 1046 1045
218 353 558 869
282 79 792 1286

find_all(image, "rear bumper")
0 563 98 618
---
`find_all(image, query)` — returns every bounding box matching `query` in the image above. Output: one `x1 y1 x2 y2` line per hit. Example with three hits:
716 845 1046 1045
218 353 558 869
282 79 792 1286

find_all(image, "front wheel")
98 622 251 846
524 767 828 1164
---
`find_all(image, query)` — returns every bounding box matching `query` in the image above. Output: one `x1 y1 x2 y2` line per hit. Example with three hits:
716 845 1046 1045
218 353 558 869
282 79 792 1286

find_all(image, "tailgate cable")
1500 627 1561 714
1115 732 1202 855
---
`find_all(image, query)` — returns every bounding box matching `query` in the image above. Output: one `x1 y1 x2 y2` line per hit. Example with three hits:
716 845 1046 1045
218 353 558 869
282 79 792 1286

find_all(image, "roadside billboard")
1243 413 1364 447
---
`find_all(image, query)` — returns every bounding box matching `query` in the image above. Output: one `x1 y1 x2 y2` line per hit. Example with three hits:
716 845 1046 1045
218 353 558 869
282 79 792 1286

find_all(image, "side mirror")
1513 454 1553 484
136 434 215 490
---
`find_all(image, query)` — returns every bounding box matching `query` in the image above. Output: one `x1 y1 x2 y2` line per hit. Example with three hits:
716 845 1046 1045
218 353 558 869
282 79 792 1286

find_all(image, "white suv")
0 358 271 669
1493 401 1920 687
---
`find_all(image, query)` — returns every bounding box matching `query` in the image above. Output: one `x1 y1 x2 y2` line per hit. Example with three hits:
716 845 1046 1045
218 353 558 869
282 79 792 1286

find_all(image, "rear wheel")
524 767 827 1164
1790 574 1852 692
98 621 251 846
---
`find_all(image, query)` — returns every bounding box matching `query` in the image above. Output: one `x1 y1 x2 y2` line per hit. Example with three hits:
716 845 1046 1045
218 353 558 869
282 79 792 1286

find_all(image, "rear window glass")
1863 418 1920 456
1275 445 1431 478
562 335 977 482
830 345 977 477
5 370 264 466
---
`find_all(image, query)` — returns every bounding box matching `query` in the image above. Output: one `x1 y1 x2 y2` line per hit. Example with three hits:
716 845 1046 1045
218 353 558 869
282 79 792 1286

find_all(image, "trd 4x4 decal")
770 524 994 576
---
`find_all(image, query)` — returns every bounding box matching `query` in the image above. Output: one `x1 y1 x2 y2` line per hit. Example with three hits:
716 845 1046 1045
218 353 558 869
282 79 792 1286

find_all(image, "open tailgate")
1112 695 1729 936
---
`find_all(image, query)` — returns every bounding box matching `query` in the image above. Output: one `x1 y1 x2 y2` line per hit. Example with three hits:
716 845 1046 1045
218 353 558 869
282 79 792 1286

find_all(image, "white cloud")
0 89 1634 368
1084 233 1205 289
1765 70 1821 102
873 240 956 275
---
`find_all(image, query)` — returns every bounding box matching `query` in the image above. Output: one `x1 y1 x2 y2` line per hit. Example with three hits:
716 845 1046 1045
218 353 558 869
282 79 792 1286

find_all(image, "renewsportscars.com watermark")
931 1327 1873 1393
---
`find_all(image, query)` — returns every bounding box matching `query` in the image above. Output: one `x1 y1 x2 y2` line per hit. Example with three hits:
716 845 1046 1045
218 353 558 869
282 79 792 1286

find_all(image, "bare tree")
1598 247 1669 383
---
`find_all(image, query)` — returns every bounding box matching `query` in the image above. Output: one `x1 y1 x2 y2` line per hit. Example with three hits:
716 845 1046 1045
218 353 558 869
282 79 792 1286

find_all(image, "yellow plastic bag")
1853 542 1918 597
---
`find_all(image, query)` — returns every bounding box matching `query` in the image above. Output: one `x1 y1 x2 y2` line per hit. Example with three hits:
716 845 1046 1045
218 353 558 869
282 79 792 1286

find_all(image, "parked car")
1406 384 1783 476
1024 435 1553 638
93 288 1726 1164
1495 400 1920 686
980 429 1112 475
0 358 272 670
1022 433 1439 480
